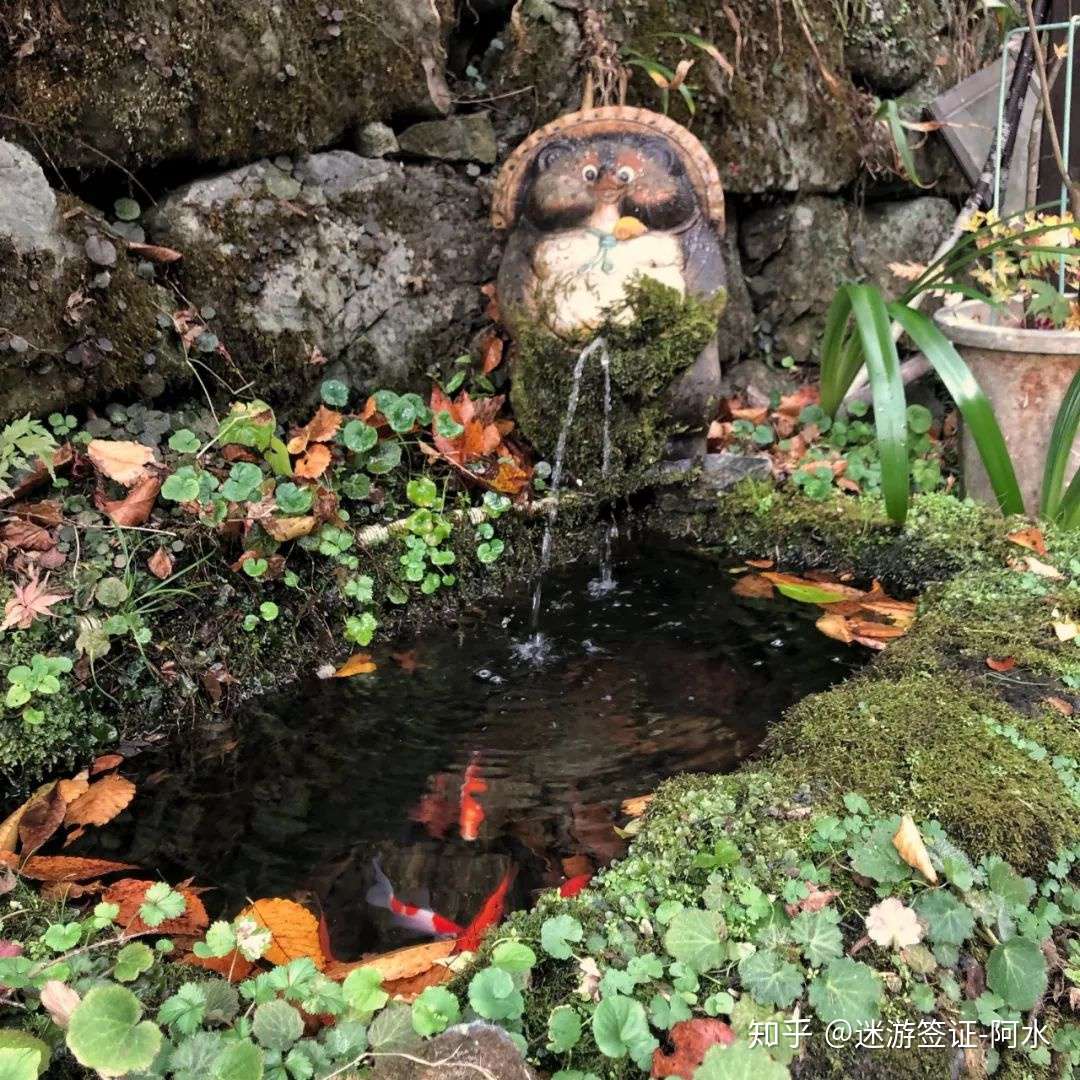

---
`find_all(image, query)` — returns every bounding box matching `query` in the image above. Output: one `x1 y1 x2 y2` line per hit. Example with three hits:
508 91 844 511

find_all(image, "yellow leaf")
334 653 377 677
892 814 938 884
263 516 316 542
815 613 854 643
239 897 325 969
620 794 654 818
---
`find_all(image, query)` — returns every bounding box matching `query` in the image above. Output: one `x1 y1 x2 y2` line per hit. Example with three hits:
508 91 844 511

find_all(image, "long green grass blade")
819 287 865 416
877 100 928 190
1056 467 1080 530
888 304 1024 517
1041 367 1080 520
849 285 909 523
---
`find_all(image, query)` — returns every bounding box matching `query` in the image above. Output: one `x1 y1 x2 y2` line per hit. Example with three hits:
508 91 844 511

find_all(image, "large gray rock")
844 0 945 95
147 151 500 399
0 140 184 420
741 195 954 363
0 0 449 173
369 1022 536 1080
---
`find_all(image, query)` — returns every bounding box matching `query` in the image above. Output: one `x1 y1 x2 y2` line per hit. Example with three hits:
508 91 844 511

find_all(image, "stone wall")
0 0 988 420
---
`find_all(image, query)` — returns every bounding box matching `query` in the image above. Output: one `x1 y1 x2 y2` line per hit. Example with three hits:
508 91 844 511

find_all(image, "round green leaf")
694 1040 789 1080
468 967 523 1021
168 429 201 454
66 985 163 1074
913 890 975 946
366 439 402 475
341 420 378 453
95 577 130 608
591 995 656 1063
113 941 154 982
114 198 141 222
251 999 303 1051
320 379 350 407
737 949 805 1008
540 914 583 960
986 937 1048 1011
213 1038 263 1080
663 908 727 972
807 957 882 1029
411 987 460 1037
0 1048 42 1080
547 1006 583 1053
491 940 536 973
406 477 438 508
0 1031 49 1077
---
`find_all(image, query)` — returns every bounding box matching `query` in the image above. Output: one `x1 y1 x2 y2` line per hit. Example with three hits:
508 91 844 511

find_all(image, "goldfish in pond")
365 858 464 938
459 760 487 842
455 865 517 953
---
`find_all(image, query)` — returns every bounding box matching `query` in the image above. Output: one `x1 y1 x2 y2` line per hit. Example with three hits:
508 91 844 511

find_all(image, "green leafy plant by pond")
3 793 1077 1079
820 214 1080 525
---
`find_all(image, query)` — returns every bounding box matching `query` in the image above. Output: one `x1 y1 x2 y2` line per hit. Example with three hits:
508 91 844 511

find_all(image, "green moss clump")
509 279 725 493
767 673 1080 873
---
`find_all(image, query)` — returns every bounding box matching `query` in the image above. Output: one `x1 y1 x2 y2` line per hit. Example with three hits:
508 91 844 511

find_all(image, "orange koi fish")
409 773 457 840
365 858 464 938
559 872 593 898
459 760 487 842
455 865 517 953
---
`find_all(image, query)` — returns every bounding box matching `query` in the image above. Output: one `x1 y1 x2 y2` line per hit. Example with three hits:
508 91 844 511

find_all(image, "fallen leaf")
865 897 923 949
384 959 457 1002
328 939 455 984
887 260 928 281
732 574 775 600
391 649 423 673
816 613 854 643
103 878 209 936
0 782 55 852
621 794 654 818
761 572 864 604
239 898 325 969
1021 556 1064 579
858 599 917 624
892 814 938 883
481 332 504 374
652 1018 735 1079
784 884 840 916
1007 527 1048 556
334 653 377 677
87 439 157 485
4 855 139 882
851 634 888 651
7 499 63 527
287 406 343 454
126 241 182 263
40 980 80 1027
147 547 174 580
849 621 907 641
18 786 66 855
745 558 775 569
95 474 161 526
430 387 504 465
986 657 1016 672
0 570 69 630
1 519 54 551
1053 620 1079 643
1045 695 1074 716
56 772 90 803
63 775 136 828
183 948 254 982
263 515 316 542
90 754 124 775
295 443 332 480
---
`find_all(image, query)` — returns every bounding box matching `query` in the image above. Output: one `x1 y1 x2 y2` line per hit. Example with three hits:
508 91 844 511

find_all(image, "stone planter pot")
933 298 1080 516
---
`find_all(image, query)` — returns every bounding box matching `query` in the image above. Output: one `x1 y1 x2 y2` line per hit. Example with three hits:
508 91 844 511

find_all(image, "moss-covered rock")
509 279 725 491
0 0 449 173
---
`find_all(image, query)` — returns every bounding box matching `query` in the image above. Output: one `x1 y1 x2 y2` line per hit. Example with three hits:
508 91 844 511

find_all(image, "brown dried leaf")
1007 527 1047 556
986 656 1016 672
1 519 54 551
103 877 209 936
621 794 654 818
95 474 161 526
295 443 332 479
326 939 454 984
126 241 182 263
63 774 136 827
1045 695 1074 716
263 515 316 542
0 782 55 852
8 854 139 882
57 773 90 804
652 1018 734 1079
41 980 81 1028
87 439 157 485
732 574 774 600
147 547 174 580
90 753 125 775
18 786 66 855
816 613 854 643
892 814 938 883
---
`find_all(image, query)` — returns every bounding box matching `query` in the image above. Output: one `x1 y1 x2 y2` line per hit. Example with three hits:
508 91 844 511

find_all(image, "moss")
767 673 1080 874
509 279 724 493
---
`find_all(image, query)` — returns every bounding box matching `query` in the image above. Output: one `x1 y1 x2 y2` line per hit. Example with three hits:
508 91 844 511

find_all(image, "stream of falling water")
521 337 608 659
589 343 617 598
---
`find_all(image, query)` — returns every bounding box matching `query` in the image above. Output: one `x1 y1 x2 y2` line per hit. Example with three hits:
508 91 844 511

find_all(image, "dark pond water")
83 549 854 959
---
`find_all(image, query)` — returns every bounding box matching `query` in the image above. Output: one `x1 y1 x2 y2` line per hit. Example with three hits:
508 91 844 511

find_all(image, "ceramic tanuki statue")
492 105 727 440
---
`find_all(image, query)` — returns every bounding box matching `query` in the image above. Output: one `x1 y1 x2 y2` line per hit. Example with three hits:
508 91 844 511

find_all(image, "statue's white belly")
530 230 685 336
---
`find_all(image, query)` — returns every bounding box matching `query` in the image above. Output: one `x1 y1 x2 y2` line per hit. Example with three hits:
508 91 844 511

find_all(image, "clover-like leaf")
411 986 460 1037
468 967 523 1021
168 429 200 454
66 985 162 1074
342 966 388 1017
541 914 583 960
139 881 186 928
664 909 727 973
592 995 657 1067
113 942 154 982
157 983 207 1035
789 906 843 967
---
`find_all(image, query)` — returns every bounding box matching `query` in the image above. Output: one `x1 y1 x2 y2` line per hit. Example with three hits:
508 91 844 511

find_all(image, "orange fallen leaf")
986 657 1016 672
784 883 840 916
852 634 888 651
18 786 66 855
56 772 89 804
481 333 504 375
745 558 774 569
183 949 254 983
39 880 104 902
621 794 654 818
815 613 854 643
760 571 865 601
334 653 377 677
295 443 332 480
239 898 325 969
5 855 139 882
287 406 343 454
327 939 455 984
858 599 916 625
263 515 316 542
849 621 907 641
103 878 209 936
1045 695 1074 716
384 960 456 1002
391 649 423 673
732 574 775 600
147 547 174 580
63 775 136 828
892 814 938 884
95 474 161 526
126 241 182 263
90 754 125 775
0 782 56 852
430 387 504 465
1007 527 1048 556
652 1018 735 1079
87 439 157 485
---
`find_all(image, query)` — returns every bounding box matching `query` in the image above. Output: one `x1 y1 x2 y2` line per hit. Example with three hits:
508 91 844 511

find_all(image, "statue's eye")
582 165 598 182
616 166 637 183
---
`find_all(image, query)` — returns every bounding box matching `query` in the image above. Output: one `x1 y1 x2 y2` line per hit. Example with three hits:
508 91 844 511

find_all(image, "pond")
82 548 855 960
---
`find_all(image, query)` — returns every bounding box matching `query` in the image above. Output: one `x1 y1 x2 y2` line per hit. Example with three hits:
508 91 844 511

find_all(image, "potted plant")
819 210 1080 524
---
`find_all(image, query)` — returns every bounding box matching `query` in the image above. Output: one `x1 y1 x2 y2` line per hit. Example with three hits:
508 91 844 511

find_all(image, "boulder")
0 140 184 421
147 151 500 402
397 114 498 165
369 1022 536 1080
844 0 945 96
0 0 449 172
741 194 955 363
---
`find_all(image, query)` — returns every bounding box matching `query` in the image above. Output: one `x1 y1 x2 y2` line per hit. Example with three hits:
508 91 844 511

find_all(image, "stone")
844 0 944 96
850 196 955 294
147 151 500 402
355 122 400 159
369 1022 536 1080
0 0 450 173
397 114 498 165
0 140 184 421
